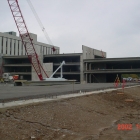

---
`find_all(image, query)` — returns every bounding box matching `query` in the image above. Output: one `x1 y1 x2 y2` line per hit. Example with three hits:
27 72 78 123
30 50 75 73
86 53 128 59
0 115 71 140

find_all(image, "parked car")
126 77 133 82
133 78 138 82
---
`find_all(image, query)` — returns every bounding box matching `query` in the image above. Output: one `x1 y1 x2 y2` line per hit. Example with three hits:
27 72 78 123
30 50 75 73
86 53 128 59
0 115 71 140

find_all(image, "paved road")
0 83 138 102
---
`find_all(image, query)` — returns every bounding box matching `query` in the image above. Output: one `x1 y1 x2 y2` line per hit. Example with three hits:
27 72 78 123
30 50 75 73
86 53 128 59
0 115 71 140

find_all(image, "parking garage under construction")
0 31 140 83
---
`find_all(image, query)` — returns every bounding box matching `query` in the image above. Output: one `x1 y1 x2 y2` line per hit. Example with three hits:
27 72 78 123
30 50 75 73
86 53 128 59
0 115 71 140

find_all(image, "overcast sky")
1 0 140 58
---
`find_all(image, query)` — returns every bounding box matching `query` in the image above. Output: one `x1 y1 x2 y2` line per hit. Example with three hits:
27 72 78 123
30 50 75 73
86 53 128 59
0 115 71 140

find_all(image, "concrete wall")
31 62 53 81
82 45 95 59
37 42 59 55
94 49 106 58
31 66 40 81
31 45 44 81
31 56 43 81
43 63 53 78
29 33 37 43
82 45 107 83
82 45 106 59
31 43 52 81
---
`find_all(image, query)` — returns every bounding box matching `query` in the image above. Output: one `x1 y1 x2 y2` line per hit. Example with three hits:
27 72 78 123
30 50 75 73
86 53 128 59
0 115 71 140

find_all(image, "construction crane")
26 0 56 52
7 0 66 81
7 0 48 80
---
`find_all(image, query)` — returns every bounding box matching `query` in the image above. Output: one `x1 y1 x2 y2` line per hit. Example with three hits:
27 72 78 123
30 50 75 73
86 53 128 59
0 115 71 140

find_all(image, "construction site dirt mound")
100 90 140 110
0 86 140 140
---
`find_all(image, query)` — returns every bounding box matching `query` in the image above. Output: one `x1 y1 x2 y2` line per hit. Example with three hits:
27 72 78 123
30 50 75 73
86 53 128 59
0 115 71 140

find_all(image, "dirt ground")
0 86 140 140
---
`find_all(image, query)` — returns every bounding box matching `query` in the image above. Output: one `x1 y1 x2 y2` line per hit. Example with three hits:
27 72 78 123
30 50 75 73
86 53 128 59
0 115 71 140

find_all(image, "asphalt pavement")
0 83 138 102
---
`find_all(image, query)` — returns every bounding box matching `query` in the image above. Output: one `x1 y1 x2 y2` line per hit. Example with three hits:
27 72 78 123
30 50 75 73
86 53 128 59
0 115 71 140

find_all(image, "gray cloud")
1 0 140 58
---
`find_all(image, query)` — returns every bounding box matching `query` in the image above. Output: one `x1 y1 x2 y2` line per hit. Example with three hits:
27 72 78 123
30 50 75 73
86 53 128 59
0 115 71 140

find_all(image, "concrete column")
3 38 6 54
86 62 87 71
15 40 18 55
85 74 87 83
49 47 51 54
87 74 88 83
46 47 48 55
85 73 88 83
11 39 15 55
19 41 22 55
42 46 44 55
48 47 49 54
89 73 91 83
80 54 83 83
44 47 46 55
7 38 10 55
47 48 49 54
22 44 25 55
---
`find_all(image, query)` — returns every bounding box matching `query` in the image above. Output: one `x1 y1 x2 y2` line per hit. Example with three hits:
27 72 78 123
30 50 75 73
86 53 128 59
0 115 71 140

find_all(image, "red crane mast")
7 0 48 80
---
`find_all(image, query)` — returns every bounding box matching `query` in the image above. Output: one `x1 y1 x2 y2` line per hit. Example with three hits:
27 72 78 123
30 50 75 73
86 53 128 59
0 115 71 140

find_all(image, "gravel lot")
0 85 140 140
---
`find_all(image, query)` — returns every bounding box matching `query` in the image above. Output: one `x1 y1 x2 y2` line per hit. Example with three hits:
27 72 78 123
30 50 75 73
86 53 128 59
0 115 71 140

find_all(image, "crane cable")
26 0 54 46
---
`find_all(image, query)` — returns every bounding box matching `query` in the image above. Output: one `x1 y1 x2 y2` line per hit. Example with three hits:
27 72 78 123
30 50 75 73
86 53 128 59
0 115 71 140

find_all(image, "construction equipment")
26 1 53 45
13 75 19 80
1 73 22 83
7 0 66 81
2 73 20 83
2 73 14 82
43 61 66 81
7 0 48 80
26 0 56 53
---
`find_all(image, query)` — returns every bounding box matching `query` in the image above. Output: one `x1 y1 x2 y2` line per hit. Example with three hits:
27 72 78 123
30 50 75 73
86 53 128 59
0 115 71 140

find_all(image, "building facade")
0 31 108 82
1 45 106 82
0 31 60 56
84 57 140 83
2 32 139 83
43 45 106 83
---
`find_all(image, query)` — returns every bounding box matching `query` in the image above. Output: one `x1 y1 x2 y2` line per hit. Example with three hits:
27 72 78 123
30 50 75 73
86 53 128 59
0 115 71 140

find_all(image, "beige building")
0 31 60 56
